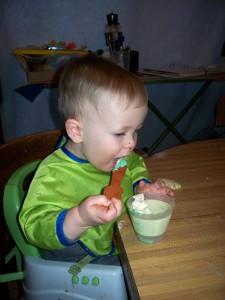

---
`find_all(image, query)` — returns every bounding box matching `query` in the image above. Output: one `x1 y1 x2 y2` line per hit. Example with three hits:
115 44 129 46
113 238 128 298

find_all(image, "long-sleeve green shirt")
19 144 150 256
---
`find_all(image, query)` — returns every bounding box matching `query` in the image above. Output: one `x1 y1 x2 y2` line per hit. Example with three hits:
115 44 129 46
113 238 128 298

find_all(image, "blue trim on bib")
61 145 88 163
56 210 115 257
56 210 78 246
77 240 116 257
133 178 152 191
55 134 68 150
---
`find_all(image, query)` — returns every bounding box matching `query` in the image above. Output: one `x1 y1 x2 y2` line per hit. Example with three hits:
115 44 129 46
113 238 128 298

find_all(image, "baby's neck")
65 140 84 160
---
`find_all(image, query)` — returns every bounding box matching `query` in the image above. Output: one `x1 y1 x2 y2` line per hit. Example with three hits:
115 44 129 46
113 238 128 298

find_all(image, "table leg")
147 80 212 155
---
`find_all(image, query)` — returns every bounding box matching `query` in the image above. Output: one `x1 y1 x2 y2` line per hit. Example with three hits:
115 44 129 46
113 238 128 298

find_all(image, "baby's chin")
105 165 115 173
92 162 113 173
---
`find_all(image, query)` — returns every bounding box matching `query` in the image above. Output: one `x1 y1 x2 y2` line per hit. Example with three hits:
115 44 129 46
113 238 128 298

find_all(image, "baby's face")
76 98 147 172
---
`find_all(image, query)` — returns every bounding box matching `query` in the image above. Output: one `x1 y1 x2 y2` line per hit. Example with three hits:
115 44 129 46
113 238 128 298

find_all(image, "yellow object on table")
14 48 88 83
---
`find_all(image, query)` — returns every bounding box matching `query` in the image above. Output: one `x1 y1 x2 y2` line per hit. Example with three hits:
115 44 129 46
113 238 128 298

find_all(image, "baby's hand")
63 196 122 241
78 195 123 226
136 180 174 197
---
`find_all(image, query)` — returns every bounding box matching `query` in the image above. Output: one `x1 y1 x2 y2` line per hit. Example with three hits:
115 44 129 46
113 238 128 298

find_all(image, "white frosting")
132 194 150 214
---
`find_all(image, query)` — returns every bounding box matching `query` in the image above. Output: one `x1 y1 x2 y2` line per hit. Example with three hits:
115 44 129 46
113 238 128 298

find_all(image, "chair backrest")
3 160 42 257
215 95 225 127
0 129 63 296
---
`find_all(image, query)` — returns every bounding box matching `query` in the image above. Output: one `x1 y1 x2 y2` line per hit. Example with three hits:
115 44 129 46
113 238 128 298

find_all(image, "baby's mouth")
112 157 127 171
113 157 123 164
113 158 119 167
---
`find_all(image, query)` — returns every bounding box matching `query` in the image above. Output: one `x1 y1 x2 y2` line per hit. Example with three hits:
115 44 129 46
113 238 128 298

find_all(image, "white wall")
1 0 225 153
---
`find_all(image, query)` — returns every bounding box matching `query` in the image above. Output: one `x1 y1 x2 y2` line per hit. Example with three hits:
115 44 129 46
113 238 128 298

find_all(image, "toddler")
19 54 173 264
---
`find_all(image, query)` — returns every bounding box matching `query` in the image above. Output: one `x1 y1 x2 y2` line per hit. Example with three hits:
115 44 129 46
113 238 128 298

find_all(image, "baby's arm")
136 179 174 197
63 195 122 241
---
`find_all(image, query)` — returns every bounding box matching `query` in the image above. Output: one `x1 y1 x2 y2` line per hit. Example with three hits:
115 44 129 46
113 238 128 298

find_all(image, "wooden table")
117 139 225 300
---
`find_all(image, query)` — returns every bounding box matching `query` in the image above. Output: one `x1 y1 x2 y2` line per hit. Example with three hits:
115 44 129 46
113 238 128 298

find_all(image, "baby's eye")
115 132 126 136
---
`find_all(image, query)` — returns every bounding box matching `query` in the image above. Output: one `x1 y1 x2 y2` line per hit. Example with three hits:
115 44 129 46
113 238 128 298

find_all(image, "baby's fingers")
159 187 174 197
97 202 118 222
110 197 123 216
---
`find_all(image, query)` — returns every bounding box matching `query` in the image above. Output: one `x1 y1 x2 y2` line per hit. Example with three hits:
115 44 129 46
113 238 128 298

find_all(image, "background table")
139 72 225 155
117 138 225 299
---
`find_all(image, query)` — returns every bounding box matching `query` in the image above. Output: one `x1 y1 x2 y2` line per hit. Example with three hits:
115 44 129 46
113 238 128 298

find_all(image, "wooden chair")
0 129 63 299
211 95 225 138
215 95 225 128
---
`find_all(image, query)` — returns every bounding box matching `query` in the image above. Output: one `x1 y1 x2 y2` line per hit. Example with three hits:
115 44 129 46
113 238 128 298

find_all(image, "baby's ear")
65 118 82 143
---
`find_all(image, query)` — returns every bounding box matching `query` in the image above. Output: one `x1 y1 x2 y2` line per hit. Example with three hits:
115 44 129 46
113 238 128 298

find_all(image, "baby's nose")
125 137 136 149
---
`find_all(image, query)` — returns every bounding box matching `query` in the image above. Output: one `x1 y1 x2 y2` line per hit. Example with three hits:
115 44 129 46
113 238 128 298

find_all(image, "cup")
126 193 175 244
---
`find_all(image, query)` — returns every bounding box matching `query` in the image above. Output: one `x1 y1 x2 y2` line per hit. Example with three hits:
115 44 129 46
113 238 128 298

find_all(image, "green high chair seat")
2 159 128 300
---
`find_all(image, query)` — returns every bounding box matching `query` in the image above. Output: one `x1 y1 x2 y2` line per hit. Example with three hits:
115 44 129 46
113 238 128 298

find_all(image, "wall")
1 0 225 153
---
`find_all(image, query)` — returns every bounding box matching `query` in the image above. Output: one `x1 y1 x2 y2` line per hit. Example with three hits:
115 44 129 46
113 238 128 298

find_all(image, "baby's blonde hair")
58 54 148 121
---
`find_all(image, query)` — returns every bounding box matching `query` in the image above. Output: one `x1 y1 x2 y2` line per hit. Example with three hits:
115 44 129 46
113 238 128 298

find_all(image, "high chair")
0 130 127 300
